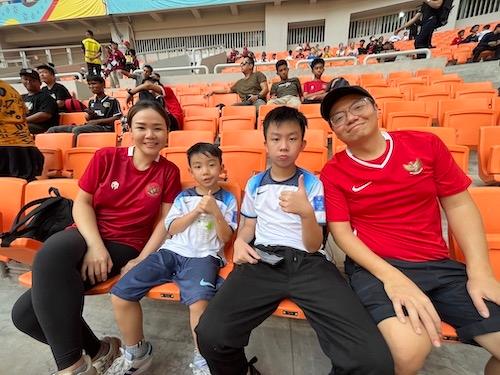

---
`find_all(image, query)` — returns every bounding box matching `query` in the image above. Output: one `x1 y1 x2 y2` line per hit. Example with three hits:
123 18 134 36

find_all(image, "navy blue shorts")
111 249 222 305
345 258 500 343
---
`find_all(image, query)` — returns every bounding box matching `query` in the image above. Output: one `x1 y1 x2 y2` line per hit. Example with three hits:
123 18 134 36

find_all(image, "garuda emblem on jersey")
403 159 423 175
145 182 161 197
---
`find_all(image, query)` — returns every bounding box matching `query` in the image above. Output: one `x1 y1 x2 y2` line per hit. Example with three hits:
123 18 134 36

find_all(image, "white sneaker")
103 344 153 375
92 337 121 374
189 362 211 375
56 355 97 375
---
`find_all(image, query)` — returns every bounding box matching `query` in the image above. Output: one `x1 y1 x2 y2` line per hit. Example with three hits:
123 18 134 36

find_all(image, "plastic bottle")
197 213 214 243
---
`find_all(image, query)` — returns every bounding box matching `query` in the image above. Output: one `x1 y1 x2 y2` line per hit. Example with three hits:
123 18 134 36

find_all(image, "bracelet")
127 88 133 95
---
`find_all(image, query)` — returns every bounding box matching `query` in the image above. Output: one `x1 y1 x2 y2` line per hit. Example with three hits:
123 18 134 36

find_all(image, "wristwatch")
127 88 134 96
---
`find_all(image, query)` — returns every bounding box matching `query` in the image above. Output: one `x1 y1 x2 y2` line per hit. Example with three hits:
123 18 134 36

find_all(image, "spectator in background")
270 53 278 63
358 39 368 55
205 56 268 111
227 48 239 63
472 23 500 62
388 31 402 42
366 37 377 54
47 75 121 138
120 64 153 87
81 30 102 77
286 49 294 60
451 30 465 45
346 42 359 57
336 43 346 57
268 60 302 107
259 51 268 62
307 47 318 60
36 64 72 111
241 46 249 58
402 31 410 40
0 80 44 181
20 68 59 135
127 74 183 131
303 58 328 104
463 24 480 43
478 24 492 41
323 45 333 58
107 41 126 88
303 42 312 51
124 46 139 73
295 48 305 59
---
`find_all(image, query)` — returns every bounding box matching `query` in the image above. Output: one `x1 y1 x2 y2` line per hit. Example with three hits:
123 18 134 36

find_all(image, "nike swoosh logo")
200 279 215 288
352 181 372 192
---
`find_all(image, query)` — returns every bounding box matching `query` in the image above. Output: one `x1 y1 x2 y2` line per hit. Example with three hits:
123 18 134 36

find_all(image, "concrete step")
445 60 500 87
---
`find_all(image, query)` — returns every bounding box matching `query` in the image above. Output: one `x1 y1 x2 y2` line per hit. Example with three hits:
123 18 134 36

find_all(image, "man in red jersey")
320 85 500 375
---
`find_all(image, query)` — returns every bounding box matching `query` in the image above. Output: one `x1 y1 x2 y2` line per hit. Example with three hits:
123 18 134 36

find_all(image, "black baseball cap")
19 68 41 81
320 85 374 121
36 64 56 75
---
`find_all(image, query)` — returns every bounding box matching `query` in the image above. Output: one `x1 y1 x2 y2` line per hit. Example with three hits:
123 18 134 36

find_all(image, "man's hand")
233 237 261 265
384 273 442 347
248 94 258 103
279 175 313 218
81 244 113 285
467 275 500 318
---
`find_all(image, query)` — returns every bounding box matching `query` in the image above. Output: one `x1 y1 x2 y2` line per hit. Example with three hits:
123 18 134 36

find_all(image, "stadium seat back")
383 101 427 127
65 147 98 179
168 130 214 148
386 112 432 131
221 105 257 122
184 106 220 119
208 93 240 107
0 178 26 232
304 129 328 148
59 112 87 126
160 147 193 183
220 130 265 149
219 146 267 189
438 98 491 126
396 127 457 146
478 127 500 184
183 117 218 137
296 147 328 175
24 179 80 203
76 133 117 148
443 110 498 147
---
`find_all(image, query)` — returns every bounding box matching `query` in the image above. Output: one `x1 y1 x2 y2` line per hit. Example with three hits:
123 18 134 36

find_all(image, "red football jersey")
320 131 471 261
303 80 328 94
79 147 181 251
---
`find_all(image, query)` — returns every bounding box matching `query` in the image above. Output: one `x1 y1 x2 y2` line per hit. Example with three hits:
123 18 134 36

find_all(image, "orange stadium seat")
306 116 333 137
208 93 240 107
304 129 328 148
382 101 427 128
443 110 498 147
168 130 214 148
220 130 265 149
298 103 321 117
386 112 432 131
160 147 192 183
219 116 255 132
371 88 405 105
396 127 457 146
397 78 427 99
359 72 385 86
184 106 220 119
478 127 500 184
454 89 497 100
182 117 218 137
437 98 491 126
64 147 98 179
258 104 279 128
0 178 26 233
59 112 87 126
219 146 267 189
413 89 451 120
448 144 470 174
179 95 207 108
296 147 328 175
35 133 74 177
76 133 118 148
120 132 133 147
221 105 257 124
387 71 413 86
449 187 500 281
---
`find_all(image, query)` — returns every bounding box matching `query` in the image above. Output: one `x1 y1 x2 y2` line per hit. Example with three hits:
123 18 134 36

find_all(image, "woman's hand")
81 244 113 285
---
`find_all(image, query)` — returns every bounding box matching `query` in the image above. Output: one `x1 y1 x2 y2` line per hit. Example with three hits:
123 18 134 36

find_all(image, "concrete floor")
0 279 493 375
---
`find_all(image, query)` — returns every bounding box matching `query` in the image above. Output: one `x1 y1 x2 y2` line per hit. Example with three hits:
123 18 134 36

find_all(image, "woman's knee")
33 230 85 272
11 292 37 335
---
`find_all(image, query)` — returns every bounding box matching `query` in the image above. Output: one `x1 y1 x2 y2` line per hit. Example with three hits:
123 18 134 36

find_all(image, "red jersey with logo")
320 131 471 261
79 147 181 251
303 80 328 94
161 86 184 128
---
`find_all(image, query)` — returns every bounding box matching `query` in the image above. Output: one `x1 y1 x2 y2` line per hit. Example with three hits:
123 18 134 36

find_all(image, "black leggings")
11 228 138 370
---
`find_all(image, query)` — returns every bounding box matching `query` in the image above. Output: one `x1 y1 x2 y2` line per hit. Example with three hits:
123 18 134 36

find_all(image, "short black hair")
143 64 153 72
471 24 480 31
275 59 287 70
187 143 223 166
244 56 255 67
263 106 307 140
360 39 365 43
86 30 94 36
310 58 325 69
86 75 105 84
483 24 491 29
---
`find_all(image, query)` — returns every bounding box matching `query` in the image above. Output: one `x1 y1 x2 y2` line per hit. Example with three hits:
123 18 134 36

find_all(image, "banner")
107 0 248 14
0 0 106 26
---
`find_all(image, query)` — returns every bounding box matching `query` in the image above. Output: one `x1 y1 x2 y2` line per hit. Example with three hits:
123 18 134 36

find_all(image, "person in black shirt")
395 0 444 58
357 39 368 55
462 25 480 44
46 76 121 139
472 24 500 62
36 64 72 111
20 68 59 135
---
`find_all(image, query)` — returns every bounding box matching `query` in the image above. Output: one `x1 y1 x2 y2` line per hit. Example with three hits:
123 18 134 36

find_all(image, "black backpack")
0 187 74 247
437 0 454 27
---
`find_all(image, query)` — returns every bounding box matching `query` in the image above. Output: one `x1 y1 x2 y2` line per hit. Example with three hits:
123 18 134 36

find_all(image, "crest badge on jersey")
145 182 161 197
111 181 120 190
403 159 423 175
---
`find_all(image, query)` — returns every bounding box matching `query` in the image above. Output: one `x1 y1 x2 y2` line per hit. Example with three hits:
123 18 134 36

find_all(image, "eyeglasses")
329 97 374 128
240 62 250 66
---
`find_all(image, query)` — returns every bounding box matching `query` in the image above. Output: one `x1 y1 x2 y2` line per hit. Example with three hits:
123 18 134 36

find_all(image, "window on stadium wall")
135 30 266 54
349 9 419 39
457 0 500 20
287 20 325 46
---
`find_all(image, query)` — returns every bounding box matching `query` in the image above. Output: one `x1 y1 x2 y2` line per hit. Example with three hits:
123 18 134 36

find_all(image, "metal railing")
295 56 358 69
0 44 83 69
349 8 419 40
133 65 210 75
2 71 84 83
362 49 432 64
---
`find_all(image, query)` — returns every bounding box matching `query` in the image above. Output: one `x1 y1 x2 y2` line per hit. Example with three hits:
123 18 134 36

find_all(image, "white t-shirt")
241 168 325 252
162 187 238 260
478 30 492 41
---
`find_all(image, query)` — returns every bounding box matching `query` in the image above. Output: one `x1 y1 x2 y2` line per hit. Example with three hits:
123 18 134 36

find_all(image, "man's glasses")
329 97 374 128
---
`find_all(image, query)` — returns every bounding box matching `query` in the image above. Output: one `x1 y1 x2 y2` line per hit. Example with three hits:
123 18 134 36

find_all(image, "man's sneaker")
92 337 121 374
189 362 211 375
56 355 97 375
103 343 153 375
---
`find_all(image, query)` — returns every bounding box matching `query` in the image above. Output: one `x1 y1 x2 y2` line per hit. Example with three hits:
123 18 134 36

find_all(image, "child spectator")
196 106 393 375
451 30 465 45
302 58 328 104
105 143 237 375
259 51 268 62
268 60 302 107
286 49 294 60
36 64 72 111
47 75 121 138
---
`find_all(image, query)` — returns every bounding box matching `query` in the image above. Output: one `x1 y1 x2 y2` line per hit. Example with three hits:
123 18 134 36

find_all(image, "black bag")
437 0 454 27
0 187 74 247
